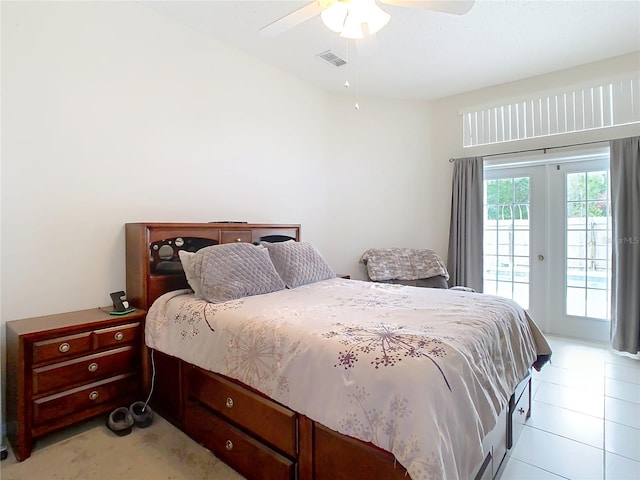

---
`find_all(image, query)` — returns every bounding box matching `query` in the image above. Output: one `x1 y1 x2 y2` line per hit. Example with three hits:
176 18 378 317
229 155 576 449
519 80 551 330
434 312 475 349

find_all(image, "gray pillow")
178 250 202 297
193 243 285 303
263 241 335 288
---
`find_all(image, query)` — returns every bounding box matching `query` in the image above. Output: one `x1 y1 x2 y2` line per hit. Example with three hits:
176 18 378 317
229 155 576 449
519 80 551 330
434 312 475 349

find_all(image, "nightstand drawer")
188 367 297 458
186 402 296 480
33 332 93 364
32 346 138 395
92 322 140 350
32 373 138 426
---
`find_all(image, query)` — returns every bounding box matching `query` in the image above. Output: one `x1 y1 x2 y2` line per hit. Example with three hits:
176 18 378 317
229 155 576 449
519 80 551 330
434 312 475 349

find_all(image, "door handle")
537 255 544 261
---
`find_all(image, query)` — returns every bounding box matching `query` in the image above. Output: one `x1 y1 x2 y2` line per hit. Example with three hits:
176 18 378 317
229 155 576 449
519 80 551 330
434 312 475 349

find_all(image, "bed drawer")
32 373 138 426
32 346 137 395
313 423 407 480
92 322 140 349
187 367 297 458
508 375 531 449
33 332 93 364
185 402 296 480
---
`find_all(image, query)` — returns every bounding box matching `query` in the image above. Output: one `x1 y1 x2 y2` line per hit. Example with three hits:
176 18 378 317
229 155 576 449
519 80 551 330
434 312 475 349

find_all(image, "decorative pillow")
263 241 335 289
192 243 285 303
178 250 202 298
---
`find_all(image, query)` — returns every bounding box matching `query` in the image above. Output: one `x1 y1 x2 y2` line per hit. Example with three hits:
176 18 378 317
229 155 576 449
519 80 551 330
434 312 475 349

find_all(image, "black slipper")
106 407 134 436
129 401 153 428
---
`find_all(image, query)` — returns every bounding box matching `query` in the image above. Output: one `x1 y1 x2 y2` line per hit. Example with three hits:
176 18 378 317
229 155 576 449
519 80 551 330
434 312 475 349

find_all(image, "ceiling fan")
260 0 476 39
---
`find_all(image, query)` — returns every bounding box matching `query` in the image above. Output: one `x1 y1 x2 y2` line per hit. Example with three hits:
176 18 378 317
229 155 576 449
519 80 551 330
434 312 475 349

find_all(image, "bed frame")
125 222 531 480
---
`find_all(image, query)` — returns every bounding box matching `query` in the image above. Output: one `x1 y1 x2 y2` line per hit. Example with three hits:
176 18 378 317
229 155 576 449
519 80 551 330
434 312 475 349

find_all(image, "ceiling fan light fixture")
360 2 390 35
321 2 349 33
321 0 390 39
340 14 364 39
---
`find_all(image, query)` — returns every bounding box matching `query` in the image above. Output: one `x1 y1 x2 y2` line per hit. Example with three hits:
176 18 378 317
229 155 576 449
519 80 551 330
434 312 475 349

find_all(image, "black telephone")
109 291 135 315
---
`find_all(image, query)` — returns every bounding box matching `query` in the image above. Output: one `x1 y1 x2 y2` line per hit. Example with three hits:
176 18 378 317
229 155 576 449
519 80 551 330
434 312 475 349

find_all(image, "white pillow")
178 250 202 298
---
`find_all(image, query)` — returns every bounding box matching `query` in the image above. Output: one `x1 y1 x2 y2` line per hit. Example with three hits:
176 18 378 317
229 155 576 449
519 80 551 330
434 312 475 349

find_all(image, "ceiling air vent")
316 50 346 67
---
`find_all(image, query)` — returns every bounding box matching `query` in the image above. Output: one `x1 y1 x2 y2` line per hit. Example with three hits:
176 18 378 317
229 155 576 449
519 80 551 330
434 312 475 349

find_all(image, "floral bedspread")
146 278 551 480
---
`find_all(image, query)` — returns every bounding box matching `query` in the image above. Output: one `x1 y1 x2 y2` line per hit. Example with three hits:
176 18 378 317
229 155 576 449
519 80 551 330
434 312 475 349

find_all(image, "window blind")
462 75 640 147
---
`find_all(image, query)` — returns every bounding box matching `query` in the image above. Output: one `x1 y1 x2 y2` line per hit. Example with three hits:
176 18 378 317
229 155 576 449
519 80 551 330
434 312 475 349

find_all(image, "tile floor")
499 335 640 480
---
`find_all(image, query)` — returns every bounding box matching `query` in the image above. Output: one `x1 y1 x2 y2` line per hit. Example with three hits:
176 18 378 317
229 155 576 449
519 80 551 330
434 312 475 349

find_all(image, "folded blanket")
360 248 449 282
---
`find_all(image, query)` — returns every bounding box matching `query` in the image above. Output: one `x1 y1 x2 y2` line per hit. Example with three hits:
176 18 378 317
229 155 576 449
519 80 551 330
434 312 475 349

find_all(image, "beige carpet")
0 415 245 480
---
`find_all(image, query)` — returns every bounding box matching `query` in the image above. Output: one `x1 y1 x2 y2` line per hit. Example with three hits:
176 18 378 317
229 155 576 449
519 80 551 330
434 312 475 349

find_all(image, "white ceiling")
147 0 640 100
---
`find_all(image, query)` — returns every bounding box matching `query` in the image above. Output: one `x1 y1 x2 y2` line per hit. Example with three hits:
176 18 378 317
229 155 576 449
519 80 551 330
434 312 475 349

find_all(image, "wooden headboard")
125 222 300 310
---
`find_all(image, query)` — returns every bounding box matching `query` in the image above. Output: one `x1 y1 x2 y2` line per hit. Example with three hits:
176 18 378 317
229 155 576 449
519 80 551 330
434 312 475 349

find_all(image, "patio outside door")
483 148 611 342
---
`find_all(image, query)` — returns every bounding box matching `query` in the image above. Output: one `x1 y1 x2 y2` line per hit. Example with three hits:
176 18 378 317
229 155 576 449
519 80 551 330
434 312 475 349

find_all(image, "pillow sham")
193 242 285 303
178 250 202 298
263 241 336 289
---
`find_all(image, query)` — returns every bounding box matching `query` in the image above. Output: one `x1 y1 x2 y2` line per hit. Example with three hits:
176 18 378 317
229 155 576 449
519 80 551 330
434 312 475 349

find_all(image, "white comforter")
146 278 551 480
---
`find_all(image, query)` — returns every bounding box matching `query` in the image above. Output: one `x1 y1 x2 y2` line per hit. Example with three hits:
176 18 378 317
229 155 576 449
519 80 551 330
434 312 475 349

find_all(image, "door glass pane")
587 171 608 200
587 289 607 319
567 259 586 287
567 287 586 316
565 169 611 320
567 172 586 201
484 176 530 309
513 282 529 309
567 231 586 258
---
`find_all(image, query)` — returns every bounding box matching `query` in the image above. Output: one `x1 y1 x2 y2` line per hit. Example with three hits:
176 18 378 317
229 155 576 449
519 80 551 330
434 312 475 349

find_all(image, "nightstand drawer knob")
89 390 99 401
114 332 124 341
58 342 70 353
226 397 234 408
235 238 242 242
88 362 99 372
225 440 233 451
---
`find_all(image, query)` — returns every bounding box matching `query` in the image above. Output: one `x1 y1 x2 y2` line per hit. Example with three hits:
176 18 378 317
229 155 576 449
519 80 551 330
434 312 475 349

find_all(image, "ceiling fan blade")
379 0 475 15
259 1 326 37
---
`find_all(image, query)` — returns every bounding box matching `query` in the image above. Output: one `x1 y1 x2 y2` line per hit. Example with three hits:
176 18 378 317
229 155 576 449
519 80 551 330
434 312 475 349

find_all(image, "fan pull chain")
354 42 359 110
342 39 359 110
344 39 350 88
354 65 359 110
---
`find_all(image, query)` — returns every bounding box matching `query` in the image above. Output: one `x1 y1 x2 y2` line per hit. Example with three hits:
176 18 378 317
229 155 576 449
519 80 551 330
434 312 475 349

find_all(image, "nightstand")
5 307 146 461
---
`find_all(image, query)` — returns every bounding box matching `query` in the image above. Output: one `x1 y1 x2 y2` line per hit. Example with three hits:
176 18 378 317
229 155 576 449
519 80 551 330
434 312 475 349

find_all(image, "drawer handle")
225 440 233 451
235 238 242 242
88 362 99 372
114 332 124 341
518 407 525 415
58 342 70 353
226 397 234 408
89 390 99 401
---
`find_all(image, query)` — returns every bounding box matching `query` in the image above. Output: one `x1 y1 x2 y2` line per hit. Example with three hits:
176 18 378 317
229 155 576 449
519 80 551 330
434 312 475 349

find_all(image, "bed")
125 222 551 480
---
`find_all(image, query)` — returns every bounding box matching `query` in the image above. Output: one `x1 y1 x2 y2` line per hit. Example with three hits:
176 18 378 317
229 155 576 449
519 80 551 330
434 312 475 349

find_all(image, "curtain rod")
448 139 612 162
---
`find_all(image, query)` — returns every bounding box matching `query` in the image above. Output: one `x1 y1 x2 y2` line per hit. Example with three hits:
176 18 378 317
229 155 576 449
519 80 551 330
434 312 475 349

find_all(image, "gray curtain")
610 137 640 354
446 157 484 291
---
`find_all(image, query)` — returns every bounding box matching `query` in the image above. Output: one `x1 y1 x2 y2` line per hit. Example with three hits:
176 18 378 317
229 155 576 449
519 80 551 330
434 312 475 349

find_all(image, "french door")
483 149 611 342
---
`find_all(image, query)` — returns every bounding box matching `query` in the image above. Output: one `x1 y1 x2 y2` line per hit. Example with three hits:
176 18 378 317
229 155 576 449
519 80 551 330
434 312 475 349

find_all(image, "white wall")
324 95 448 279
1 1 328 322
